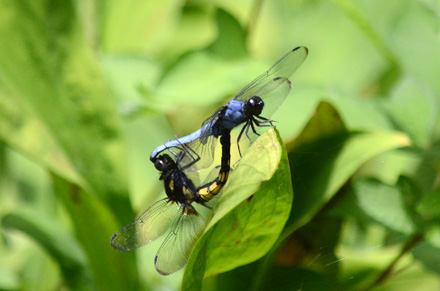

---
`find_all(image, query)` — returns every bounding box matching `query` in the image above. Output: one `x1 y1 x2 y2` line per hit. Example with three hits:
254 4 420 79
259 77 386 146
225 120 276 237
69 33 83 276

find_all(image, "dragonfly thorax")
246 96 264 116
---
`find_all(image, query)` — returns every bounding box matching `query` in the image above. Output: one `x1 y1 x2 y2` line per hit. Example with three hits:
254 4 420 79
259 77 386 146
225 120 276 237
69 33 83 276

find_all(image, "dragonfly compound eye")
154 156 170 171
247 96 264 115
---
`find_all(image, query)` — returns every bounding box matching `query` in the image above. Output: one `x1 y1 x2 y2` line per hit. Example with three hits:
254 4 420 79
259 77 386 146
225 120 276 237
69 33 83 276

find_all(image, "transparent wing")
202 165 221 185
184 170 200 188
200 107 224 141
177 135 217 172
180 107 224 170
110 199 179 251
154 206 206 275
233 46 308 112
251 76 292 119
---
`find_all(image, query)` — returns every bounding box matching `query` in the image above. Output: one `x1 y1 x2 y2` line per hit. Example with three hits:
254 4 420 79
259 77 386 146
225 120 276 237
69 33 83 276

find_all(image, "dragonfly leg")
168 147 180 158
255 115 276 127
236 120 249 157
174 141 201 170
246 119 260 146
244 120 258 146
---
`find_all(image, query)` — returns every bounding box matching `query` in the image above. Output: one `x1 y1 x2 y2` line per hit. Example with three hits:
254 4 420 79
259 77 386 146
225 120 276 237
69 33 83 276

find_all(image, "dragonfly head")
154 154 175 172
247 96 264 116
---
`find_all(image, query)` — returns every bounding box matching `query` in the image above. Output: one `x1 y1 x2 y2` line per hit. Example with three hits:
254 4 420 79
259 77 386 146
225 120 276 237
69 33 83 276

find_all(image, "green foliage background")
1 0 440 290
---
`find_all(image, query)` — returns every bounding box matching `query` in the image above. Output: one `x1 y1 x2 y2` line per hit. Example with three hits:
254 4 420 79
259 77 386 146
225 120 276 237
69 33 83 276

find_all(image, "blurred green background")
1 0 440 290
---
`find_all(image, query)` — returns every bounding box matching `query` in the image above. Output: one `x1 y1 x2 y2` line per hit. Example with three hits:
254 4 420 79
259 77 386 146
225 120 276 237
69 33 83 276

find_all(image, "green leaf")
101 55 162 103
275 86 394 142
383 77 438 147
417 187 440 219
329 178 417 235
0 0 133 222
285 101 411 233
159 4 216 60
0 2 139 288
337 241 403 290
356 149 420 186
208 8 248 59
101 0 180 54
0 92 83 187
2 207 91 289
52 175 139 290
156 51 267 106
376 261 440 291
0 264 19 290
259 267 339 291
101 0 217 60
412 241 440 276
182 128 293 289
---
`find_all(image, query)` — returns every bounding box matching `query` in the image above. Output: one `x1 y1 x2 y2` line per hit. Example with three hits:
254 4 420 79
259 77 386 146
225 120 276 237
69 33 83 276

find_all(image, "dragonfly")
111 131 231 275
150 46 308 164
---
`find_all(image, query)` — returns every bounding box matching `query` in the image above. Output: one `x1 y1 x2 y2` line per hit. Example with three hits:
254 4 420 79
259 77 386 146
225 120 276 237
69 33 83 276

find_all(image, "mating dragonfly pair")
111 46 308 275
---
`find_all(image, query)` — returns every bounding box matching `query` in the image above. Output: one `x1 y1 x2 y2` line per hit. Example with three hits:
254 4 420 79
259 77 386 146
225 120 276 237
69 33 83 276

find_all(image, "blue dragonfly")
111 131 231 275
150 46 308 165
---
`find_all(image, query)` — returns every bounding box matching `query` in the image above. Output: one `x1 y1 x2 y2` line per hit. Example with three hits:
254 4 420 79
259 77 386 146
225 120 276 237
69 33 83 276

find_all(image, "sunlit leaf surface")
183 128 293 289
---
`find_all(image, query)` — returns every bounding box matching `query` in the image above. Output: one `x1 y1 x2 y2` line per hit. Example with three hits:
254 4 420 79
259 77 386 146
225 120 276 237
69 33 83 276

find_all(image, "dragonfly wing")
202 165 221 185
110 199 179 251
184 170 201 188
233 46 308 107
154 206 206 275
178 135 217 172
200 107 224 140
254 76 292 119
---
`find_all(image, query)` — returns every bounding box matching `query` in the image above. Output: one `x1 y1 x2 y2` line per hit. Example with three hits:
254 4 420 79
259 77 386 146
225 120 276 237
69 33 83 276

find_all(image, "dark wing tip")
110 233 129 251
154 256 170 276
292 46 309 56
272 77 292 89
110 233 118 244
110 237 121 250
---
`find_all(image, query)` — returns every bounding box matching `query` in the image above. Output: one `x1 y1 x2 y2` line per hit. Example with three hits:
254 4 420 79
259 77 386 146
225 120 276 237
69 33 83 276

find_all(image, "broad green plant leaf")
285 101 411 234
329 178 418 235
101 0 179 54
249 101 411 290
101 55 162 103
413 224 440 276
383 77 438 148
417 187 440 219
0 0 131 222
0 93 83 187
0 263 19 290
259 266 339 291
102 0 216 59
0 1 138 288
0 97 140 289
183 128 293 290
156 51 267 106
208 8 247 59
2 207 91 290
52 175 139 291
160 5 216 60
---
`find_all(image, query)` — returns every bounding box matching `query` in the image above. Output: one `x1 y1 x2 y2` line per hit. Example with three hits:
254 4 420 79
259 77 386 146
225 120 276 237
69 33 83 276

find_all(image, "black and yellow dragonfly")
111 131 231 275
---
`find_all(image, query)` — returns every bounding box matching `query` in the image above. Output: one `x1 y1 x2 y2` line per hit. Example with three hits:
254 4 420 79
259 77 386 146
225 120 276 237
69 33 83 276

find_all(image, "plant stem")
366 233 424 290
